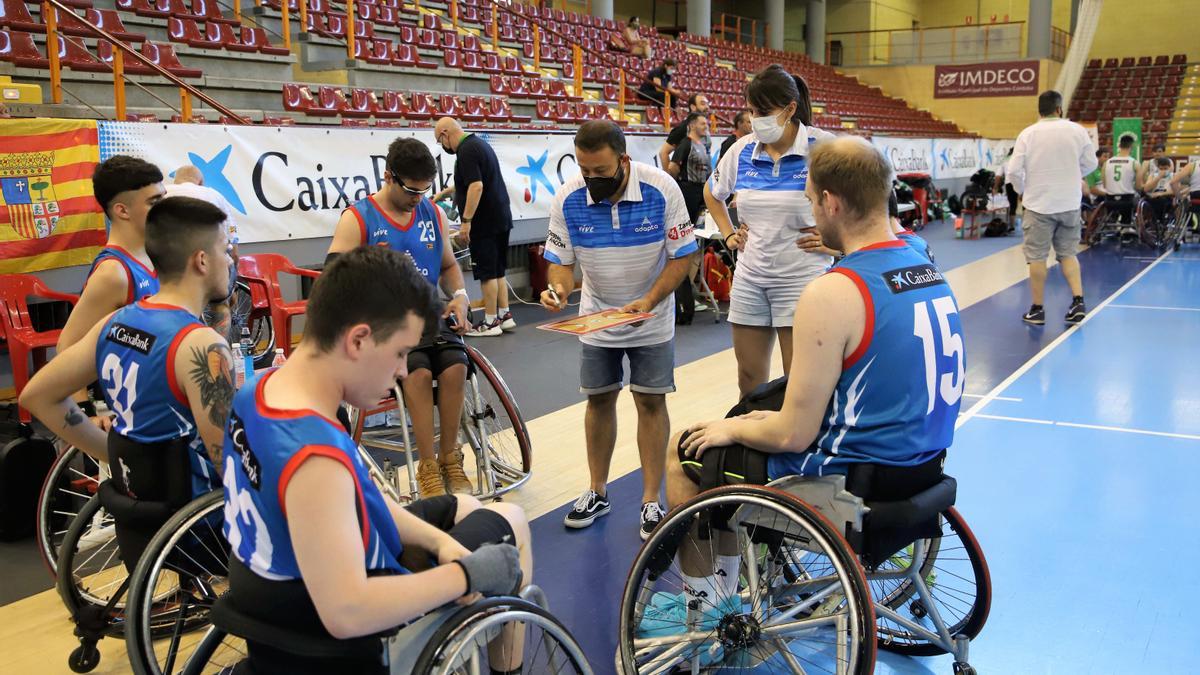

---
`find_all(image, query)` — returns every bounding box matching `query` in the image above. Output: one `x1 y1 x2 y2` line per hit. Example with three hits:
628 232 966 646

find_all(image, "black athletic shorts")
400 495 515 572
408 325 468 376
468 228 509 281
677 429 771 487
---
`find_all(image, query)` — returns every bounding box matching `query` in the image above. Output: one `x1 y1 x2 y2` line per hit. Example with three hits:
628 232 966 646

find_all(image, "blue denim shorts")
579 340 675 395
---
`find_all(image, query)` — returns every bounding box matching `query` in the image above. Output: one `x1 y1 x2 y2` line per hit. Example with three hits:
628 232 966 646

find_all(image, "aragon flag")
0 118 106 273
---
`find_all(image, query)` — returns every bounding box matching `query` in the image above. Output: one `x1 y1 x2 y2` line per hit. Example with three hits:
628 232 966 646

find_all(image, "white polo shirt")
1006 117 1097 215
709 125 835 286
164 182 241 245
544 161 697 348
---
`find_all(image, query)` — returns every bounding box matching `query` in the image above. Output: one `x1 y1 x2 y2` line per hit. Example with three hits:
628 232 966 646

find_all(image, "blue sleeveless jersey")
346 196 444 287
87 246 159 303
769 240 965 478
96 301 216 497
897 230 934 263
222 370 406 581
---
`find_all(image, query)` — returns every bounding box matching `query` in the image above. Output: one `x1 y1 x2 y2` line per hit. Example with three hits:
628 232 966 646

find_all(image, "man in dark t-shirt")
434 117 515 336
719 110 753 164
658 94 710 176
637 58 682 106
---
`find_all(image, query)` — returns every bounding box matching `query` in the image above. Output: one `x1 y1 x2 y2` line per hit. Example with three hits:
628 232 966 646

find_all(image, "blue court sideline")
529 244 1196 674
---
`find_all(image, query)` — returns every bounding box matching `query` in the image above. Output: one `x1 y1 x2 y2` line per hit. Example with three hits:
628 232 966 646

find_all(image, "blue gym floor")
523 240 1200 674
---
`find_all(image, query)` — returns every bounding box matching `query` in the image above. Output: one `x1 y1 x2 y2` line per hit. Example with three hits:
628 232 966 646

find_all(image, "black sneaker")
640 502 665 541
1022 305 1045 325
1065 297 1086 324
564 490 610 529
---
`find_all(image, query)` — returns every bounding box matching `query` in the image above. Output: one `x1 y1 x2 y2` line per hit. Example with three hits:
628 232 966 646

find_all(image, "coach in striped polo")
541 120 699 540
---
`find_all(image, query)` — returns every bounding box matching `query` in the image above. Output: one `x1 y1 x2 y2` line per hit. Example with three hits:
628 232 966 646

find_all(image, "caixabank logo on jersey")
883 265 945 293
105 323 157 355
228 413 262 490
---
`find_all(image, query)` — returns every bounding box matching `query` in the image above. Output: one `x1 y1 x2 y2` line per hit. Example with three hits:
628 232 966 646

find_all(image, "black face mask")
441 143 456 155
584 161 625 203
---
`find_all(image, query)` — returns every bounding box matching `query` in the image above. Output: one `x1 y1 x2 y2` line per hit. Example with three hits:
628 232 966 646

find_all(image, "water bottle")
230 343 245 387
271 348 287 367
239 325 254 377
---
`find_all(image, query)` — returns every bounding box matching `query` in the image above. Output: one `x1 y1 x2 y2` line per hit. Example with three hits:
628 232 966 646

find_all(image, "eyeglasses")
397 182 430 196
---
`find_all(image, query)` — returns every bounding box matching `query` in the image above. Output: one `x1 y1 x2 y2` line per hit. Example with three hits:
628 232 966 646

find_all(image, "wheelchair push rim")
462 346 532 499
126 491 231 675
869 506 991 656
619 485 877 675
38 445 105 578
55 493 131 629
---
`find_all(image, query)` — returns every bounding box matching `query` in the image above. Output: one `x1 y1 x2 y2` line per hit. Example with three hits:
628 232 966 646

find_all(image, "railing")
1051 26 1070 62
711 12 767 48
827 21 1024 67
42 0 246 122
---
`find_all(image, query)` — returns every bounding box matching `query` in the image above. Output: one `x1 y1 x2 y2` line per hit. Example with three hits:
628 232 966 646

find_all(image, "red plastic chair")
0 30 49 68
0 275 79 422
236 254 318 358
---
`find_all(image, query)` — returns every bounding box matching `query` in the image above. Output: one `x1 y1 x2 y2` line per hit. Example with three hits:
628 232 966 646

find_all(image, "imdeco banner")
934 60 1040 98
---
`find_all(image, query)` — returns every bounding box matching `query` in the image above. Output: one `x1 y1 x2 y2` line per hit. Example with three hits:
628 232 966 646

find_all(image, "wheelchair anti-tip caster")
68 642 101 673
952 662 977 675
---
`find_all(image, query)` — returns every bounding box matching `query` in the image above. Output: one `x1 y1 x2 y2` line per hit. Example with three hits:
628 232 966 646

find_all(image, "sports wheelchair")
1083 195 1139 247
1171 192 1200 250
349 344 532 502
173 578 591 674
616 385 990 674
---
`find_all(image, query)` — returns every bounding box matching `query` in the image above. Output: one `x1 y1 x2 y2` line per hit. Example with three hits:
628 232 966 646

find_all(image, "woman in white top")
704 65 836 397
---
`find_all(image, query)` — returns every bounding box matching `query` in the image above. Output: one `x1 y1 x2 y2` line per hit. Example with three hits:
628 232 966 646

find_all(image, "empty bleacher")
2 0 972 137
1069 54 1188 151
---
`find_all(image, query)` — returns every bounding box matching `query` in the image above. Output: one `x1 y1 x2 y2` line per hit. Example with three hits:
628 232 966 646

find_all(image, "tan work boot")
439 449 474 495
416 458 447 498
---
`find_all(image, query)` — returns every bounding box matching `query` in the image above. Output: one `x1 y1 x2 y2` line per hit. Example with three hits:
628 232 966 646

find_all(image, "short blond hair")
807 137 893 222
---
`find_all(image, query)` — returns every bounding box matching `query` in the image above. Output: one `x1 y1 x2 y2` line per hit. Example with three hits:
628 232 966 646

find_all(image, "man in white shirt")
1006 90 1097 326
164 165 241 340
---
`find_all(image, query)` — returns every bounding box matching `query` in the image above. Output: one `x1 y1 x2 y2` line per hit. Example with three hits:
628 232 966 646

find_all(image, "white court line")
1108 303 1200 312
973 413 1200 441
956 248 1173 429
963 393 1022 402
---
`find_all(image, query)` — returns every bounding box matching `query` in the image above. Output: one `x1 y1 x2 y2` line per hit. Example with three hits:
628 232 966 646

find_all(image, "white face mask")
751 111 787 144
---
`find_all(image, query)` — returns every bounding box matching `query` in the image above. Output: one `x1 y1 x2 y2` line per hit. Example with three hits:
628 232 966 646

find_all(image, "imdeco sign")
934 60 1040 98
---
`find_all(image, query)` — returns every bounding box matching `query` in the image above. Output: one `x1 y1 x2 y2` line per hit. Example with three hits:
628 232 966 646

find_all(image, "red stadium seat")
50 7 92 38
314 86 347 115
481 51 500 73
461 50 481 71
192 0 235 24
489 73 509 95
417 28 438 49
1 0 45 32
462 95 487 122
117 0 168 18
442 47 461 69
57 36 108 72
240 27 289 55
511 75 532 97
140 41 201 76
407 91 435 120
377 90 408 118
356 38 393 64
282 82 314 112
207 22 252 51
1172 54 1186 64
85 9 145 42
535 99 553 120
168 17 222 49
96 39 155 73
0 30 49 68
343 88 376 117
437 93 465 117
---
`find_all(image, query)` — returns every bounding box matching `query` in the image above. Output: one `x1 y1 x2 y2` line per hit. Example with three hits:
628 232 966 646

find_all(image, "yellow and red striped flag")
0 118 106 274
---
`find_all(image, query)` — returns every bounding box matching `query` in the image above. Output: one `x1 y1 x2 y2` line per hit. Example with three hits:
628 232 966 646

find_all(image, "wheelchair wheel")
1135 200 1159 247
56 492 128 623
868 507 991 656
619 485 875 674
176 624 245 675
38 445 104 577
1083 205 1108 246
462 347 532 498
412 596 592 674
126 491 230 675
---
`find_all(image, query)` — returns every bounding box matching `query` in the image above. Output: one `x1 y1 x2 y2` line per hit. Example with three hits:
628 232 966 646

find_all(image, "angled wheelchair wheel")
462 347 532 499
176 624 245 675
1083 204 1109 246
619 485 876 675
412 596 592 674
38 445 105 577
868 507 991 656
126 491 230 675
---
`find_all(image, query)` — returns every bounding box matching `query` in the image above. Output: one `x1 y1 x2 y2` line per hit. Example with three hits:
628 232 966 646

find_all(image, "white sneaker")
466 319 503 337
694 302 709 312
499 310 516 332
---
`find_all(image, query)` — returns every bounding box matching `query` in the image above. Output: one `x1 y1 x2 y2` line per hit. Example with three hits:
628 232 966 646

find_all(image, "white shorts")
727 273 812 327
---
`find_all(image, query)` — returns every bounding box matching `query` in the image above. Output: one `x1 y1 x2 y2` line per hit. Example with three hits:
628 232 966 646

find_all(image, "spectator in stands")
719 110 753 164
1006 90 1096 326
1142 156 1176 224
658 95 711 175
705 64 836 398
637 58 683 107
165 165 240 341
326 138 473 498
1103 134 1139 230
57 156 165 427
670 112 714 324
622 16 652 59
539 120 697 540
434 117 516 337
1083 147 1111 204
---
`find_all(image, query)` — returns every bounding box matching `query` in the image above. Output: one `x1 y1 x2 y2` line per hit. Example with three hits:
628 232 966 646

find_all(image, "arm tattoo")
63 405 86 430
188 343 236 430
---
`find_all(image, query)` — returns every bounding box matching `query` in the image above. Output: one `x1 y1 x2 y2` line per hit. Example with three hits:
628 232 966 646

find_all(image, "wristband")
724 232 736 244
78 400 97 418
452 288 469 300
452 559 472 596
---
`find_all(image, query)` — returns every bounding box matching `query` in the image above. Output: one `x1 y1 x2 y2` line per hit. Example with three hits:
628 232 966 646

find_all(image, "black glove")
454 543 522 597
